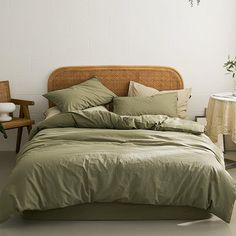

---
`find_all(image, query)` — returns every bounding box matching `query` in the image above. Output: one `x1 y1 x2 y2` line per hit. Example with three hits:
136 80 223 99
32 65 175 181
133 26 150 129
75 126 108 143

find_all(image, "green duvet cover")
0 111 235 223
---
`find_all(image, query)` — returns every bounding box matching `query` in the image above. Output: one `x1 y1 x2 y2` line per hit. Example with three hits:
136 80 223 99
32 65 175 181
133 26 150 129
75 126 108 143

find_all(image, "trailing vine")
189 0 200 7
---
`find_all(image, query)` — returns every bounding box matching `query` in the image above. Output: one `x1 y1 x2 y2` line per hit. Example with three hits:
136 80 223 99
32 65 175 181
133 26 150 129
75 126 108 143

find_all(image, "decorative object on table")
0 102 16 122
195 108 207 126
0 80 34 153
0 123 7 139
189 0 200 7
207 93 236 169
224 56 236 96
195 116 206 126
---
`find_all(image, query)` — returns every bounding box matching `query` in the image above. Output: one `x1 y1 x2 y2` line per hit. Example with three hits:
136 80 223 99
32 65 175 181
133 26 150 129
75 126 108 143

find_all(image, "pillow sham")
43 77 116 112
128 81 191 119
113 93 178 117
44 105 108 120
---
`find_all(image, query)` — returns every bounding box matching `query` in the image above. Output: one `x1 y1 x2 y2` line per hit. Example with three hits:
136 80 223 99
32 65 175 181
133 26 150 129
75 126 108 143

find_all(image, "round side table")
206 92 236 169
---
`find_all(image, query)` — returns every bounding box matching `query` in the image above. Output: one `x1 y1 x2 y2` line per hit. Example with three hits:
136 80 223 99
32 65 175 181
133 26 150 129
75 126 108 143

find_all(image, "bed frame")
23 66 211 221
47 66 183 107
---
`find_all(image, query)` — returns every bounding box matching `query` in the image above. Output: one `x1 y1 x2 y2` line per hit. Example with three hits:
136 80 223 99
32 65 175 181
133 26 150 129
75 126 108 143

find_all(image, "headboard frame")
48 66 184 107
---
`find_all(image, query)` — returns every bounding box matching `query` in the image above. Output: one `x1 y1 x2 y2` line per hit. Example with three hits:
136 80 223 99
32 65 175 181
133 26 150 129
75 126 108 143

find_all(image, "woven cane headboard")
48 66 184 107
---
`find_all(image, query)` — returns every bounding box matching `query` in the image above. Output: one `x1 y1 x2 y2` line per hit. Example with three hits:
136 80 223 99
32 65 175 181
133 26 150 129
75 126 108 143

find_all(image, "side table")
206 92 236 169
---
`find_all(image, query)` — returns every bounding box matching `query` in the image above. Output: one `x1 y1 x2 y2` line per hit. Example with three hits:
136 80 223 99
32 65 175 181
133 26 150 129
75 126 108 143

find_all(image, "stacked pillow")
113 93 178 117
126 81 192 119
44 77 116 112
43 77 191 119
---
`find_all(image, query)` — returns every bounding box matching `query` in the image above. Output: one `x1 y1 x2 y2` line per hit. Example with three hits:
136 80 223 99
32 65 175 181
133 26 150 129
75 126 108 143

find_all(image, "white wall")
0 0 236 150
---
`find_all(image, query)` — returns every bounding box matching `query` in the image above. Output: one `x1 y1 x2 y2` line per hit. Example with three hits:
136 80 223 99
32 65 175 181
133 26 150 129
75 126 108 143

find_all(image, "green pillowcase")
43 77 116 112
113 93 178 117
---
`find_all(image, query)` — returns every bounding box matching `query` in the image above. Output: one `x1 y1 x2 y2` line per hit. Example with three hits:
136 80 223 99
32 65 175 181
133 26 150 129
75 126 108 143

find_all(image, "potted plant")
224 56 236 96
0 123 7 139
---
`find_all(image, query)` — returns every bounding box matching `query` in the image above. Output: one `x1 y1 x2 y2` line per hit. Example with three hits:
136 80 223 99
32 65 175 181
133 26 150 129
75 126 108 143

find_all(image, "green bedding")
0 111 235 223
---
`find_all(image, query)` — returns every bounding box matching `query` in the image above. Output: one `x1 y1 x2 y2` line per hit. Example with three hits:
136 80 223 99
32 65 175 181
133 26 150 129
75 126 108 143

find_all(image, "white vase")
233 78 236 96
0 103 16 122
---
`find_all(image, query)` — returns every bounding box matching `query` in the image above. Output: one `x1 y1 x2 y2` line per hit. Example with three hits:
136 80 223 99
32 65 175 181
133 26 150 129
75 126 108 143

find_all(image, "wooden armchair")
0 81 35 153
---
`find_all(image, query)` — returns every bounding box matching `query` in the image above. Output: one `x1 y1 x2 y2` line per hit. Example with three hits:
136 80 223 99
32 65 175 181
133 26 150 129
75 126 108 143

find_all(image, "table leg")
223 135 236 169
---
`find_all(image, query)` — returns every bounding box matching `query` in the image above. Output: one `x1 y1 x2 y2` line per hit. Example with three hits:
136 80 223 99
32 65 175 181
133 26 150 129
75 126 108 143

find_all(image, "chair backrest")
0 81 11 102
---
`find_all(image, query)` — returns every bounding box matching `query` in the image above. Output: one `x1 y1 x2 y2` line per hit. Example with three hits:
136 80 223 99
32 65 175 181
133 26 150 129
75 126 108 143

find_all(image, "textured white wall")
0 0 236 150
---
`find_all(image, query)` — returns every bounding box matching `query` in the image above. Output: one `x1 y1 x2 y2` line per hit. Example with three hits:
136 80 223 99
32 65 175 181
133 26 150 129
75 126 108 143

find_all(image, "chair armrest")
11 98 34 106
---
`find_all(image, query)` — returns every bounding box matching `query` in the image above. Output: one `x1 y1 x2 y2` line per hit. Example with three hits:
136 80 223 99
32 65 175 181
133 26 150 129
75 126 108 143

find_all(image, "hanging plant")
0 123 7 139
189 0 200 7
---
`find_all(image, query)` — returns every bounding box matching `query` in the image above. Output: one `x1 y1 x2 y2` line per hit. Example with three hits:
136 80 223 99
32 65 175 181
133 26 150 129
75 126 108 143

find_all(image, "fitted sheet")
23 203 212 221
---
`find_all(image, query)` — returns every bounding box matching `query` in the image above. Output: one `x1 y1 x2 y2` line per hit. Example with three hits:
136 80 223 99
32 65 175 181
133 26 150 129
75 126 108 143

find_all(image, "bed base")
23 203 212 221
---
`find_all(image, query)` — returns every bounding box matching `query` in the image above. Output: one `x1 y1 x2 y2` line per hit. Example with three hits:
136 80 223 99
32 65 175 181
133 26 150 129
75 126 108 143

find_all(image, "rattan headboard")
48 66 184 107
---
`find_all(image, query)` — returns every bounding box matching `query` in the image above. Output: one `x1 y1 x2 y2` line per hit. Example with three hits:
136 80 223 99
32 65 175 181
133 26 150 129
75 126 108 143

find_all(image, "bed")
0 66 235 223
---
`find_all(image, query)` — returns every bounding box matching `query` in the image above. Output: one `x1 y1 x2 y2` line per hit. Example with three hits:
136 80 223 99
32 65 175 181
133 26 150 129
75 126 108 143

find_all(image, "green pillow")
44 77 116 112
113 93 178 117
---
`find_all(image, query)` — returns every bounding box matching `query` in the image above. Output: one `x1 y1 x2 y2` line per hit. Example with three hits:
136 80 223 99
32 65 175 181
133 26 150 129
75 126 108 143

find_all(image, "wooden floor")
0 151 236 236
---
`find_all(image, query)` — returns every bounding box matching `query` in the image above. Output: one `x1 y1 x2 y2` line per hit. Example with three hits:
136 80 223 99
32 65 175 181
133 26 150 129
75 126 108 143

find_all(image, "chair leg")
27 125 32 134
16 127 23 153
